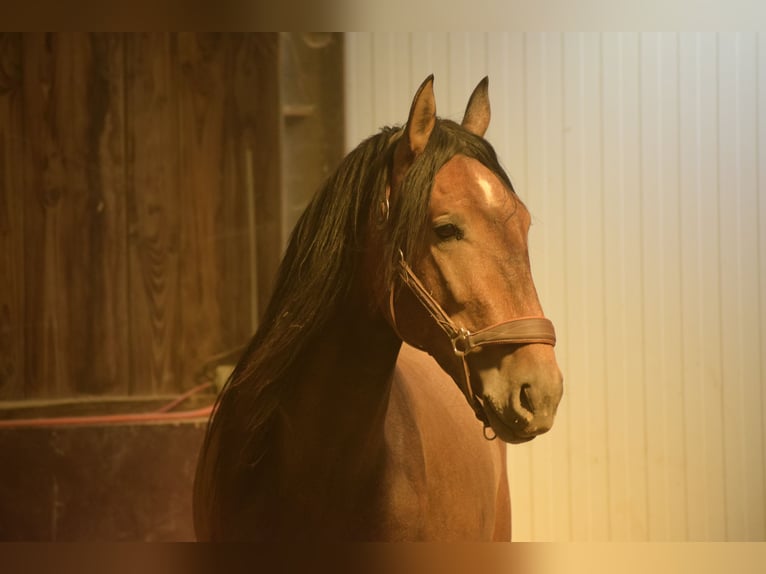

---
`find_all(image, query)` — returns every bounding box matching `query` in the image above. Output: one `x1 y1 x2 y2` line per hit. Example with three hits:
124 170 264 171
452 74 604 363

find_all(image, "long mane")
195 118 514 536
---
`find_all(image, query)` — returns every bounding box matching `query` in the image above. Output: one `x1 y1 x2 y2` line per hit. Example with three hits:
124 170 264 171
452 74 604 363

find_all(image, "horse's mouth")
482 400 538 444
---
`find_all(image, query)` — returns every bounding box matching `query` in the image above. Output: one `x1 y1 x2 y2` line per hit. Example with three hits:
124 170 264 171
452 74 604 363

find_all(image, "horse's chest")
370 363 504 540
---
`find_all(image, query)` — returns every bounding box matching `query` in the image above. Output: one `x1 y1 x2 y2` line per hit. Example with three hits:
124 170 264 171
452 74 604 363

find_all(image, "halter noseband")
388 250 556 438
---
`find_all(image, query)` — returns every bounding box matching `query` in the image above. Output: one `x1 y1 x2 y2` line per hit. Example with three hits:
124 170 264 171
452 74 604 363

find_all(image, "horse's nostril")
519 384 533 414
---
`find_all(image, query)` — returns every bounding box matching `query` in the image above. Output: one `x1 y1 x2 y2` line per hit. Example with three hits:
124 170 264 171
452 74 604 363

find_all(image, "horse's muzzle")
477 351 563 443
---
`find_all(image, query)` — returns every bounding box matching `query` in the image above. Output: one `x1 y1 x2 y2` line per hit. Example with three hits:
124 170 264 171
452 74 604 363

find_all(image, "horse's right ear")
392 75 436 189
462 76 490 137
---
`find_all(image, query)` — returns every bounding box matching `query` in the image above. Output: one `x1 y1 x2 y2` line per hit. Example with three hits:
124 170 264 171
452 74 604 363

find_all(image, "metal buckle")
451 327 473 357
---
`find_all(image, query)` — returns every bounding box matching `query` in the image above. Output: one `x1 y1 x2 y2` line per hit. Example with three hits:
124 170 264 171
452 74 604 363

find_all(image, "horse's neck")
275 305 401 494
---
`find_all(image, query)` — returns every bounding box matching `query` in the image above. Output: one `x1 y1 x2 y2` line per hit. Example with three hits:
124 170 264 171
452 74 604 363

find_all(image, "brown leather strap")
396 253 556 351
462 318 556 350
397 256 461 339
388 251 557 433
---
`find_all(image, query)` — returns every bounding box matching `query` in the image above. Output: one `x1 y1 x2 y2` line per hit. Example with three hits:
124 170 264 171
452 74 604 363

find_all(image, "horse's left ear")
461 76 491 137
392 75 437 190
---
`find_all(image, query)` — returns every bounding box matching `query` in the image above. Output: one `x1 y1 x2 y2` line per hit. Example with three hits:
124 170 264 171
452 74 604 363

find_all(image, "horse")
193 75 563 541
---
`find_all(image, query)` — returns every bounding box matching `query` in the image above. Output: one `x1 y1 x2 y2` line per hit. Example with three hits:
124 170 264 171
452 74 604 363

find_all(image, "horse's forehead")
432 155 509 210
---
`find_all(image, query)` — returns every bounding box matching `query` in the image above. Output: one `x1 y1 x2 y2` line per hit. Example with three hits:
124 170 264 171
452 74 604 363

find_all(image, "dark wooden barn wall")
0 33 281 400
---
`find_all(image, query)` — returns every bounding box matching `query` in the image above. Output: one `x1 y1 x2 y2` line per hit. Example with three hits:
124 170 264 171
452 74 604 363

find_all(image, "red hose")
0 383 216 429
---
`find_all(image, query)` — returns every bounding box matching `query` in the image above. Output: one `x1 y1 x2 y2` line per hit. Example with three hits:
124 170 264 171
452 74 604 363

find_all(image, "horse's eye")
434 223 463 241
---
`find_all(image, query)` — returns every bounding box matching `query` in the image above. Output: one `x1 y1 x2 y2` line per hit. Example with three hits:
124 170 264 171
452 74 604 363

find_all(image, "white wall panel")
344 32 766 541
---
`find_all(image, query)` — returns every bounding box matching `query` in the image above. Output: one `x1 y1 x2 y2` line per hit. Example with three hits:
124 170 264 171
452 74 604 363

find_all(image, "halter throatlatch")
388 250 556 438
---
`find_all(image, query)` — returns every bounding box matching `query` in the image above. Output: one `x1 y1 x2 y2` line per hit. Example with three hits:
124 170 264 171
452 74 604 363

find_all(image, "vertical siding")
344 32 766 541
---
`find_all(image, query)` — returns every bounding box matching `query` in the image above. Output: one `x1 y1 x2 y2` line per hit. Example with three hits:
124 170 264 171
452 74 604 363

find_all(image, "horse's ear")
392 75 436 189
404 75 436 155
461 76 490 137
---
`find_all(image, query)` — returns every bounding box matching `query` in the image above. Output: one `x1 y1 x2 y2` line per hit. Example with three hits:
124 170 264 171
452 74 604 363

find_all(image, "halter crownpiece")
389 250 556 436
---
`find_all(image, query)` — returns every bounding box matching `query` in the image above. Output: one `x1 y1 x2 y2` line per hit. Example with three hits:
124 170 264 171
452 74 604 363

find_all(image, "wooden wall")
0 33 281 400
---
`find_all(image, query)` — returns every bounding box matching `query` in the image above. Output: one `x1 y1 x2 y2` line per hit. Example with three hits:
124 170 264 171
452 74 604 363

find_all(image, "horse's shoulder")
381 344 506 539
392 343 474 419
390 344 501 466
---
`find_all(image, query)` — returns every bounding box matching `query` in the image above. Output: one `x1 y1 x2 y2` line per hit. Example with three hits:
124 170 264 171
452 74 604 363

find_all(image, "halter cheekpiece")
388 248 557 439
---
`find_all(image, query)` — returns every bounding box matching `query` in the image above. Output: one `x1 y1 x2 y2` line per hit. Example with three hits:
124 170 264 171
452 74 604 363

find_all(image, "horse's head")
376 76 563 443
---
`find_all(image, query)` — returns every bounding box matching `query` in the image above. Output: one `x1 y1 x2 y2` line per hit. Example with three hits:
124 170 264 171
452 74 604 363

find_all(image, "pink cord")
154 382 214 413
0 406 214 429
0 382 216 429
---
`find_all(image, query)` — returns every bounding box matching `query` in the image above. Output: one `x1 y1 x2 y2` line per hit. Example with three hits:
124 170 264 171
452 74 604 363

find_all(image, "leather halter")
388 250 557 437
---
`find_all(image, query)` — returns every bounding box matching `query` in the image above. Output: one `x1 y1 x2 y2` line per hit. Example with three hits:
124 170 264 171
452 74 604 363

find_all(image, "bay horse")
193 76 563 541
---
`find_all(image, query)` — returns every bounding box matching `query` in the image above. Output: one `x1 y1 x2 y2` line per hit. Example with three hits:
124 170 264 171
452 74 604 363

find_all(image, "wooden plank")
19 33 129 399
71 34 129 396
0 34 24 399
525 32 566 542
218 34 279 348
758 31 766 542
621 33 650 540
19 33 68 398
175 33 227 391
467 33 488 92
125 33 182 395
639 31 664 540
562 32 611 541
424 33 449 119
506 33 529 201
582 32 609 541
521 32 548 540
540 31 566 542
640 32 688 540
679 30 707 541
697 32 727 540
409 33 432 96
498 32 536 542
656 32 687 541
562 32 589 540
371 33 394 131
242 34 280 323
485 34 510 165
602 31 628 541
446 32 471 119
387 32 412 120
344 32 373 148
367 31 419 127
172 33 282 389
640 31 689 541
601 32 650 540
718 32 748 539
727 32 764 540
280 33 344 240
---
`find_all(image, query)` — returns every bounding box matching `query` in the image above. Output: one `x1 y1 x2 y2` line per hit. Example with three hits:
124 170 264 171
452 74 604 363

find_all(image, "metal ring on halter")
483 424 497 441
451 327 475 357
